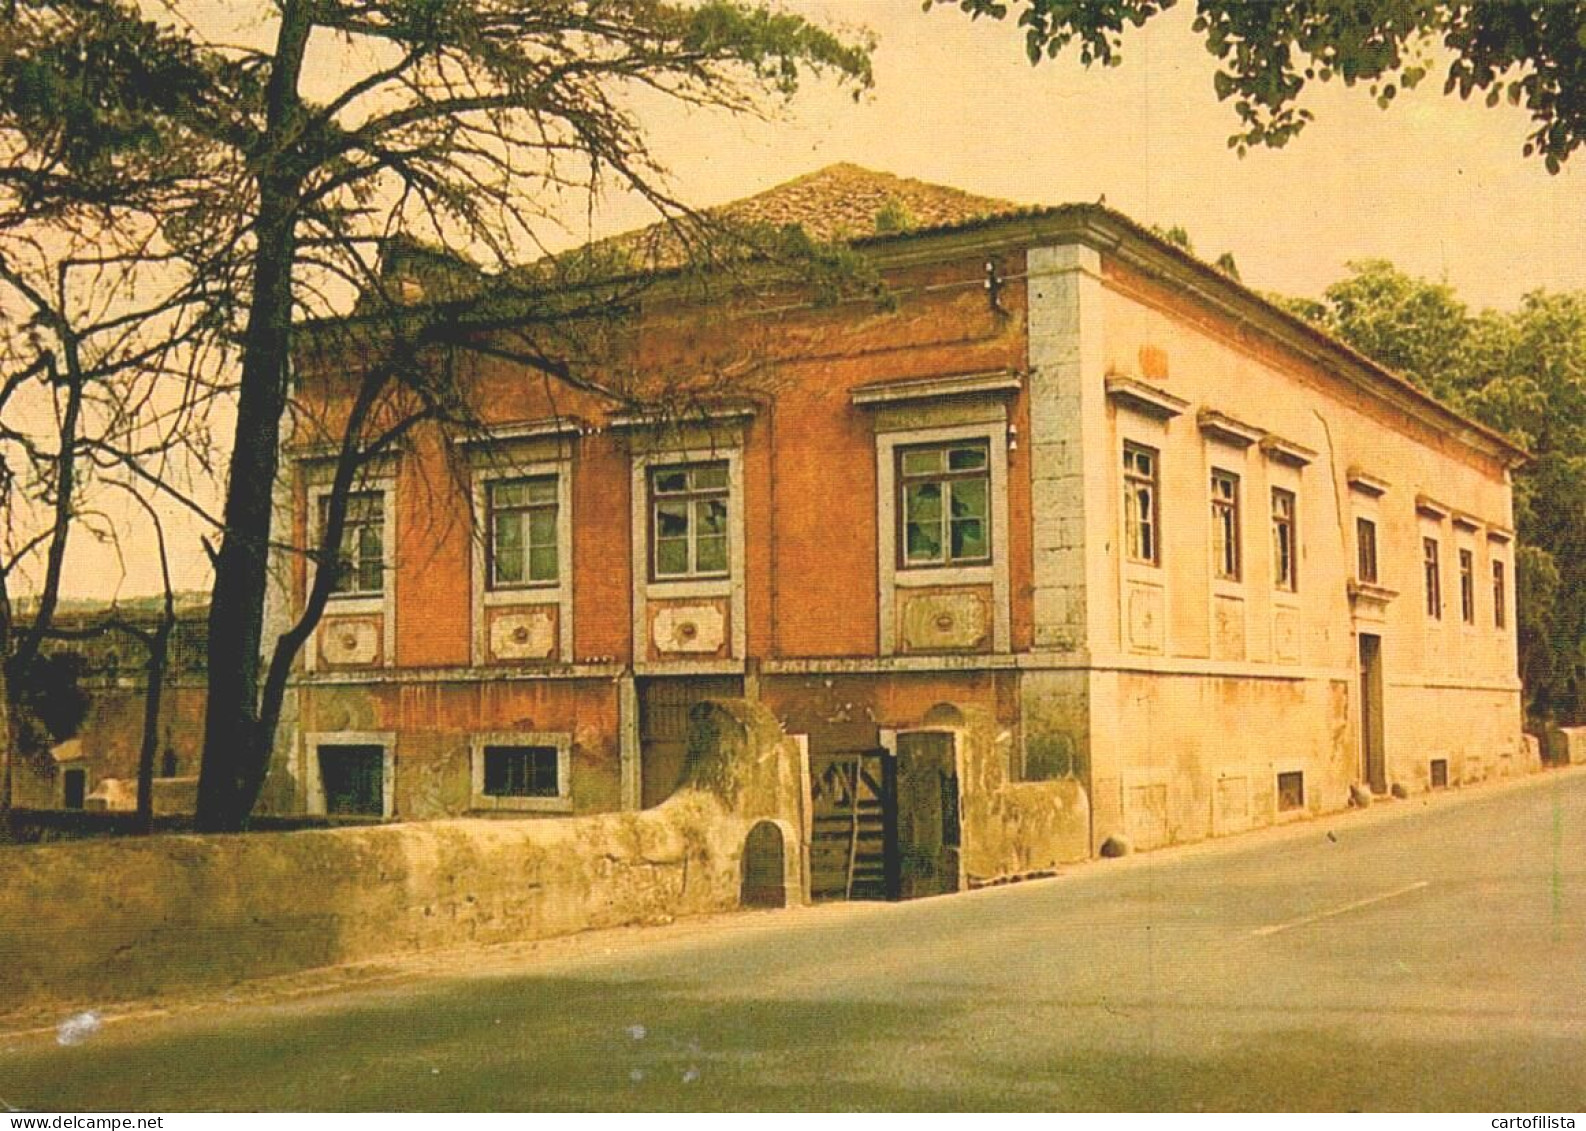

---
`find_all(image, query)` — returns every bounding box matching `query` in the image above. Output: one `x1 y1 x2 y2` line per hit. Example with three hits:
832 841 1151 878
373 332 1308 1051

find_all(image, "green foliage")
1151 222 1194 252
10 651 91 759
927 0 1586 170
873 195 918 235
1315 259 1470 398
1289 259 1586 721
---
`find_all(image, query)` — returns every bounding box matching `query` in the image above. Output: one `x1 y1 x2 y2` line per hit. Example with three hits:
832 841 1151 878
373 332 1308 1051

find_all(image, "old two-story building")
268 164 1530 898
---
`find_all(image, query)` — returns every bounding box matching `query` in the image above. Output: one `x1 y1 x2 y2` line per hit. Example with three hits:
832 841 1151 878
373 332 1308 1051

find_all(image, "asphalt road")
3 770 1584 1112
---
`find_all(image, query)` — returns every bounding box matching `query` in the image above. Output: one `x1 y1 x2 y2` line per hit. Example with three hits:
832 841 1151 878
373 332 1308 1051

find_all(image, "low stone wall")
0 699 802 1019
955 705 1090 885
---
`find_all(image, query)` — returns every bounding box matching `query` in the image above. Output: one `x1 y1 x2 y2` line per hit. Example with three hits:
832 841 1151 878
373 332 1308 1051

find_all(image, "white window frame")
469 731 573 813
1270 485 1298 594
1122 441 1161 567
471 460 574 665
1457 539 1477 628
1422 530 1444 621
305 476 396 672
1210 467 1243 584
630 446 747 661
1491 548 1509 632
303 731 395 819
876 421 1011 656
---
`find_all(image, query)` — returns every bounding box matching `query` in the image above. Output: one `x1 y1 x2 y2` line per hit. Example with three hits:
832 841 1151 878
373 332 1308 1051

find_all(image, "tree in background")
1 1 872 830
930 1 1586 170
1289 260 1586 723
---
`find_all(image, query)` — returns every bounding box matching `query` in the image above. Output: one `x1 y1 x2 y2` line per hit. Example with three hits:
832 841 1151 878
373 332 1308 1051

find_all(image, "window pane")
346 492 382 523
525 478 557 505
948 445 987 471
528 507 557 549
696 534 728 573
900 449 942 477
692 464 728 491
527 545 558 583
494 513 523 584
655 500 689 539
492 480 528 509
951 477 987 521
655 538 689 576
696 497 728 536
357 524 383 592
653 469 688 494
906 521 943 563
952 517 987 560
905 482 942 523
529 749 559 796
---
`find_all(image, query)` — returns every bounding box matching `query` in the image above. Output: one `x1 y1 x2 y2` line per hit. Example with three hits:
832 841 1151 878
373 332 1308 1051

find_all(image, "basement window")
1430 758 1449 789
482 745 560 798
318 744 386 817
1276 771 1305 813
470 733 572 812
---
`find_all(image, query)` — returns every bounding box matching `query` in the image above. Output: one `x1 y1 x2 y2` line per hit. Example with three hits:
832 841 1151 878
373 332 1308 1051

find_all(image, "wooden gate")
809 749 897 901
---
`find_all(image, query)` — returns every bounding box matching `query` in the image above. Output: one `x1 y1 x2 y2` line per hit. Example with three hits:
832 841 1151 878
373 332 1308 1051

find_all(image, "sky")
28 0 1586 599
584 0 1586 313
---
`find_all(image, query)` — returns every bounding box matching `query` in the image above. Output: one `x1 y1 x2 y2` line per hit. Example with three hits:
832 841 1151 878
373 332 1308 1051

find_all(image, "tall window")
1356 517 1379 584
489 476 558 588
1272 488 1297 592
1459 548 1476 624
482 745 560 799
651 463 729 579
322 490 384 596
1493 559 1507 629
899 440 990 568
1211 469 1241 581
1423 537 1442 618
1123 443 1159 565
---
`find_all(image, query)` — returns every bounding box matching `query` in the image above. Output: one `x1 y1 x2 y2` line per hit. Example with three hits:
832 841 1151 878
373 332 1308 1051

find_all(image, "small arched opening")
740 819 787 908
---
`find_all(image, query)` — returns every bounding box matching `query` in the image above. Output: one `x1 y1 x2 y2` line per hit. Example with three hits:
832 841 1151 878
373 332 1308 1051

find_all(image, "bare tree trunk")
132 494 175 833
135 616 171 833
196 1 312 832
0 571 11 820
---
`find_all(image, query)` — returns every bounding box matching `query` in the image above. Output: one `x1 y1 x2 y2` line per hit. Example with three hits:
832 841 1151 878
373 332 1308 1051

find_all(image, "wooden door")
896 731 961 899
1359 634 1386 794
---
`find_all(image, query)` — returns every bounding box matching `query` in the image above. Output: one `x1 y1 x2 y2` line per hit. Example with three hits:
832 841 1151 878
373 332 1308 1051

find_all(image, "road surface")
2 770 1584 1111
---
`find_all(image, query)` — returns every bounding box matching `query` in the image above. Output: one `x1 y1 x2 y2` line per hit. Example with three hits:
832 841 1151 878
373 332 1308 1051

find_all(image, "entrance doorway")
1358 633 1386 794
895 732 962 899
807 732 963 903
61 767 87 810
809 749 897 901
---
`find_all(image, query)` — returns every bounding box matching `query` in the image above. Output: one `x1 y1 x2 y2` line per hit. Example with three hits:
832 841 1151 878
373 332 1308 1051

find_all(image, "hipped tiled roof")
697 162 1030 242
